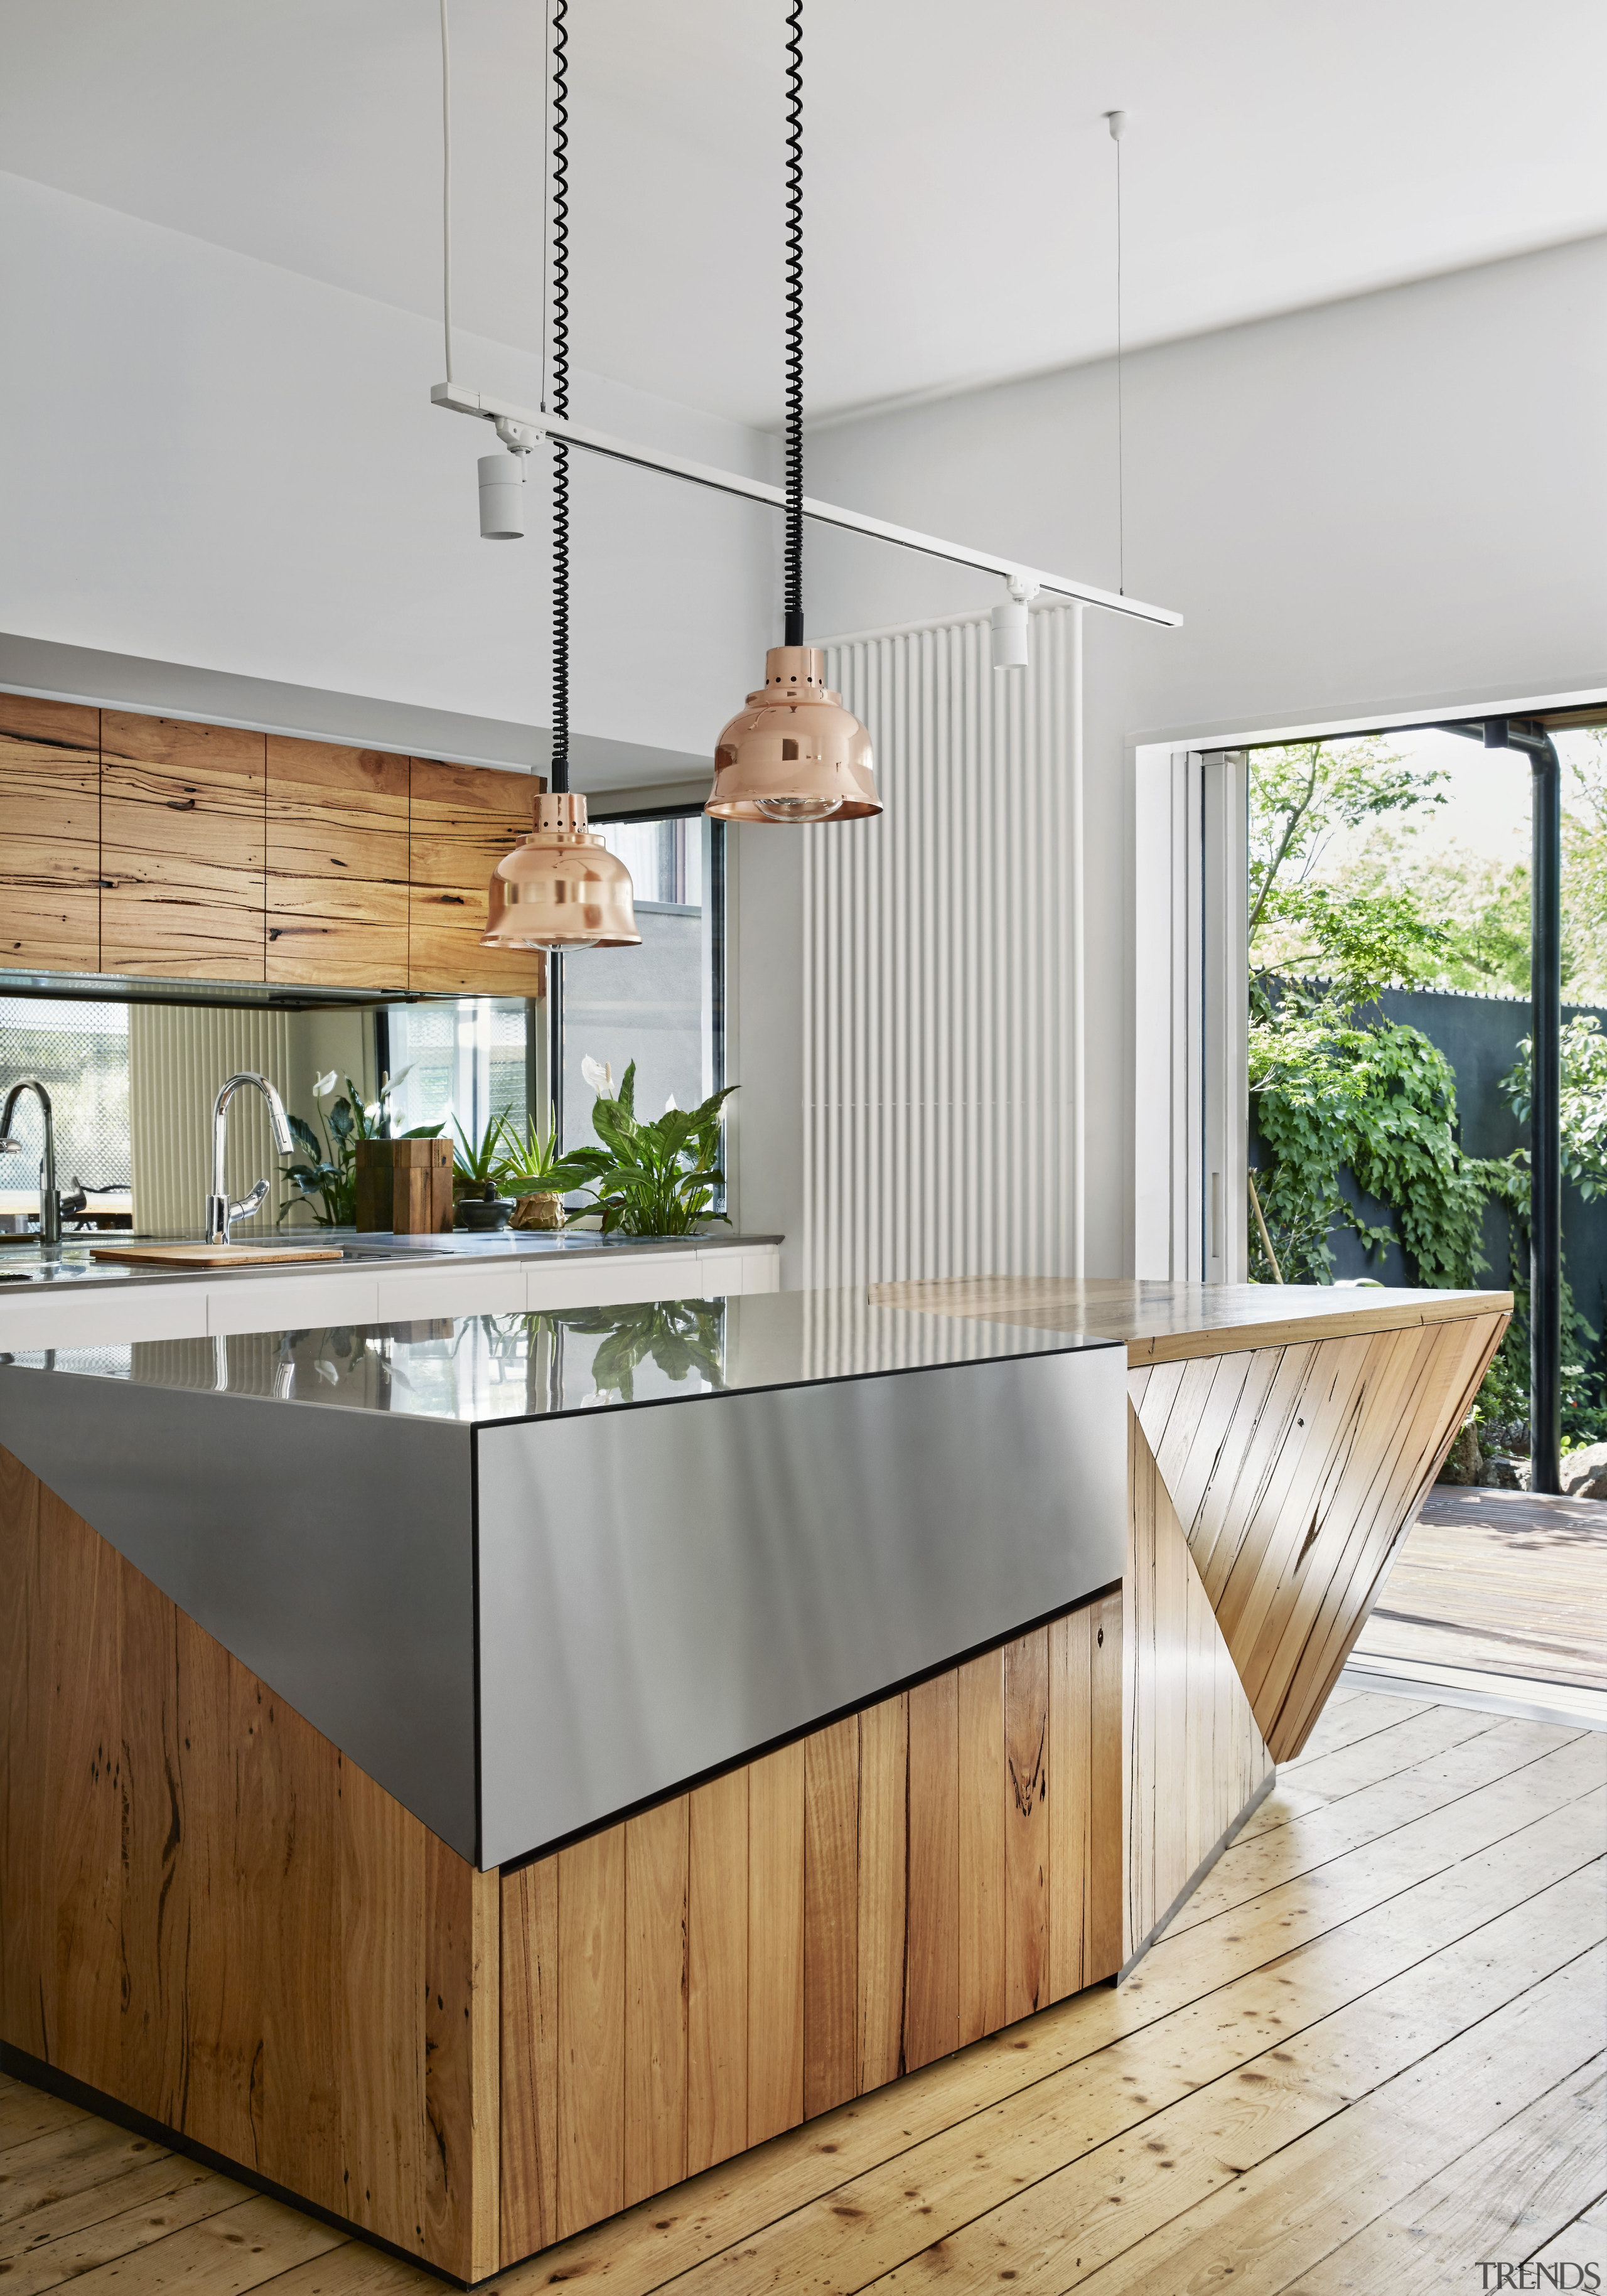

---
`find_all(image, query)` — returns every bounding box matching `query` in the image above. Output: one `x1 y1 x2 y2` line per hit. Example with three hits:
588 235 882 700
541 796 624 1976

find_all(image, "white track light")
990 577 1039 672
478 451 524 539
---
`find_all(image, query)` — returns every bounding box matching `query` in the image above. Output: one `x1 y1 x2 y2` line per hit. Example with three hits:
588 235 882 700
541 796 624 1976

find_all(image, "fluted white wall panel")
807 604 1083 1292
129 1007 297 1237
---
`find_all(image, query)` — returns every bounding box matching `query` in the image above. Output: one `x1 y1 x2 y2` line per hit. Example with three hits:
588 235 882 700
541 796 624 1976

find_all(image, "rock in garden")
1438 1420 1480 1485
1481 1453 1531 1491
1562 1442 1607 1501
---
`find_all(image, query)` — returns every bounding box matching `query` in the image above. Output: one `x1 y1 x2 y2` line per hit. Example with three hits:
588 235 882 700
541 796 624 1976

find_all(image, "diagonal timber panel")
1129 1312 1508 1762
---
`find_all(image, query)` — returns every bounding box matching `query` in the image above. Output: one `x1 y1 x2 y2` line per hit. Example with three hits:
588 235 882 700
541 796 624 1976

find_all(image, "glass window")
0 997 131 1199
387 997 535 1148
561 815 723 1145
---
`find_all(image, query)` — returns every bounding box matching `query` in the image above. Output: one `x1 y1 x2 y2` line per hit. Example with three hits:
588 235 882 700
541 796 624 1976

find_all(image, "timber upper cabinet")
266 736 409 992
0 694 100 973
102 712 267 980
0 695 546 999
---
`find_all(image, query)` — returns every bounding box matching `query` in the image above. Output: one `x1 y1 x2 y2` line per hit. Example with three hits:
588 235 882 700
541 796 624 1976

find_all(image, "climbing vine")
1247 740 1607 1449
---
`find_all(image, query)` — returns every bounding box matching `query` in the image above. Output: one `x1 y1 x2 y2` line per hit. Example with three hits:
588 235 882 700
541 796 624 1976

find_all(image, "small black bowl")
455 1194 513 1232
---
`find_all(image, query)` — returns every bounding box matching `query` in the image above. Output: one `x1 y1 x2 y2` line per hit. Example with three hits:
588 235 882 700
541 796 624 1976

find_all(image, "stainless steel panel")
0 1369 478 1860
475 1343 1126 1866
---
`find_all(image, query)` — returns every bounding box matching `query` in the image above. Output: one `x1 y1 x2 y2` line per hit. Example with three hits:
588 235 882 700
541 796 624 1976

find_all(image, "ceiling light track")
430 383 1182 632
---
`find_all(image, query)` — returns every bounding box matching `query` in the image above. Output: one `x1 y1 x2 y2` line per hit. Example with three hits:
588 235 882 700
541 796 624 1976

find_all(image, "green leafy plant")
279 1069 441 1228
1246 739 1607 1448
492 1108 596 1199
451 1107 512 1199
564 1060 736 1236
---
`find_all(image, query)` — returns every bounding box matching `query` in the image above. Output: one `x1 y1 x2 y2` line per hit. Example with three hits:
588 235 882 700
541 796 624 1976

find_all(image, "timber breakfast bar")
0 1277 1508 2282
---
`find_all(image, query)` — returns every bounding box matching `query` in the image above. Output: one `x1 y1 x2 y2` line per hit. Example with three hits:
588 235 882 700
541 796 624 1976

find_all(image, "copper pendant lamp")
706 0 880 828
481 0 640 952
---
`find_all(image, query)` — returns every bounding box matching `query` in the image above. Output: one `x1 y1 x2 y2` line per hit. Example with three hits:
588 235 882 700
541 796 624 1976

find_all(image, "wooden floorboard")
2 1697 1601 2296
1353 1487 1607 1693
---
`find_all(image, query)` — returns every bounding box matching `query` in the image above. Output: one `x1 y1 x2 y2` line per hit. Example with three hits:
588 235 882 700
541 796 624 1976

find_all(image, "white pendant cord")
1106 108 1127 599
440 0 454 386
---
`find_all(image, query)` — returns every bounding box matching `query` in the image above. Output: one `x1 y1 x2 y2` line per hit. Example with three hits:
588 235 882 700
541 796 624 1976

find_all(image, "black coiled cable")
782 0 804 648
549 0 571 790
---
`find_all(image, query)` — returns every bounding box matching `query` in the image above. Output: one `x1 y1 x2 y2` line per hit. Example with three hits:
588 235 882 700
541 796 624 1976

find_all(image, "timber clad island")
0 1278 1508 2282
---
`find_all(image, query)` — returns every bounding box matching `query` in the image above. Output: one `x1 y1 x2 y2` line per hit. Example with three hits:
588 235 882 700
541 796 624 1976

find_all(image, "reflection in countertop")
0 1289 1115 1427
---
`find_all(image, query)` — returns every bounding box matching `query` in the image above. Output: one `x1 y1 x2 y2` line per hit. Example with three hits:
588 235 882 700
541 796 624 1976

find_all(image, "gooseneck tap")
0 1078 61 1248
207 1072 293 1246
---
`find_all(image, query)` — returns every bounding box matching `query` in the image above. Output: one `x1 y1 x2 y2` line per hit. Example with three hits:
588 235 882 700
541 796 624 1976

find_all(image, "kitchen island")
0 1290 1127 2282
0 1277 1508 2282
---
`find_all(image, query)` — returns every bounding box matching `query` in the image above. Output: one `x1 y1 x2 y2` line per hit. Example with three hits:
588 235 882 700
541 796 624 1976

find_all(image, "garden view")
1247 727 1607 1464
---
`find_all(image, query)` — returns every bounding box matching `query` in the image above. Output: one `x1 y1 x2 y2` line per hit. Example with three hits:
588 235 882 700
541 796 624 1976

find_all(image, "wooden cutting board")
89 1242 345 1270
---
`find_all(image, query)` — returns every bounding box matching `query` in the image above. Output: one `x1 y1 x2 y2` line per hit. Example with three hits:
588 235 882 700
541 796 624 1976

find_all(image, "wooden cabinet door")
0 695 100 974
408 758 546 997
266 737 409 990
102 714 266 979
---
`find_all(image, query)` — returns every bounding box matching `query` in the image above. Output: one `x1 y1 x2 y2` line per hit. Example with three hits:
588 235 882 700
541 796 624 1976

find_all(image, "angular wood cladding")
1126 1403 1274 1960
1128 1309 1507 1761
0 691 546 997
497 1599 1123 2265
0 1446 500 2284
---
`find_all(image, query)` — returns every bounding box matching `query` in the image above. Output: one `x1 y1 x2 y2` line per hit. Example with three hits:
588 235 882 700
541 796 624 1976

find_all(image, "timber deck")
1353 1486 1607 1695
3 1687 1602 2295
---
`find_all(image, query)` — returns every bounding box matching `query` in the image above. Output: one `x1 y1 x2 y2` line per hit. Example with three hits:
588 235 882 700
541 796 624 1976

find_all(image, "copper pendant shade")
481 791 640 950
482 0 639 957
707 646 881 823
707 0 880 830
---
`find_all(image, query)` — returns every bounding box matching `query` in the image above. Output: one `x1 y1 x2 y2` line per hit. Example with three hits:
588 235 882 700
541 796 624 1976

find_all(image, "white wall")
0 168 775 773
730 235 1607 1274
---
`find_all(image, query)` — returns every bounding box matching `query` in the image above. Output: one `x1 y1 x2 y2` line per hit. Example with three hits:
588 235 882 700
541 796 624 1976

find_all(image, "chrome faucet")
207 1072 293 1245
0 1078 60 1248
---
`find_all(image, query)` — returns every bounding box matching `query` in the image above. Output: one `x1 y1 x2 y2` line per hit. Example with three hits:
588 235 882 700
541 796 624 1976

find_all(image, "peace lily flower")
313 1070 338 1099
363 1102 382 1124
664 1092 679 1113
581 1056 614 1098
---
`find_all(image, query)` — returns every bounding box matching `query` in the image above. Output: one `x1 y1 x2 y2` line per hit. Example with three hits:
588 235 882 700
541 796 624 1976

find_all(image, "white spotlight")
478 417 539 540
991 577 1039 672
478 451 525 539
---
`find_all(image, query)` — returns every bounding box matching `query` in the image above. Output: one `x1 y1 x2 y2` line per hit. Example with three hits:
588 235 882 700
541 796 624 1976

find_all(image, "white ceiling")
3 0 1604 432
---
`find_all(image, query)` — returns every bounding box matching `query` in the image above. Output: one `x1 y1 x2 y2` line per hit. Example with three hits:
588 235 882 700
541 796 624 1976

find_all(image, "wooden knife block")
355 1138 454 1235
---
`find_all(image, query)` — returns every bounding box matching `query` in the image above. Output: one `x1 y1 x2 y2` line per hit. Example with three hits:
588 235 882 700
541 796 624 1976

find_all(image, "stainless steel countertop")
0 1290 1116 1425
0 1227 783 1295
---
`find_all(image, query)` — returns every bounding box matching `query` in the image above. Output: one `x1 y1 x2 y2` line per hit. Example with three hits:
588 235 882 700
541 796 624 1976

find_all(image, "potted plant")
564 1059 736 1237
280 1070 441 1228
494 1108 597 1230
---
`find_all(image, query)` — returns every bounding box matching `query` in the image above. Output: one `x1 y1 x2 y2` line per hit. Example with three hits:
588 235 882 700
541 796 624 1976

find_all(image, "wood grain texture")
1004 1629 1050 2022
556 1830 625 2239
1046 1607 1092 2002
687 1770 748 2175
499 1858 558 2263
1129 1311 1508 1760
868 1274 1512 1367
100 713 266 980
1124 1405 1274 1961
265 737 409 990
856 1693 908 2091
0 1447 497 2282
903 1674 959 2073
407 758 547 998
802 1719 859 2118
0 695 99 972
624 1800 687 2207
956 1650 1006 2046
746 1744 805 2145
